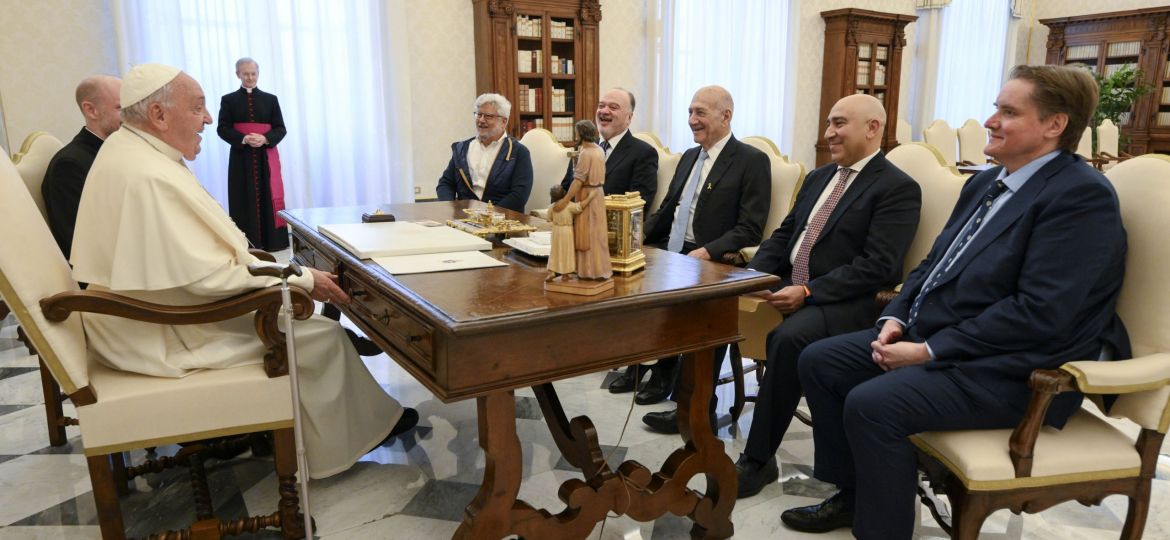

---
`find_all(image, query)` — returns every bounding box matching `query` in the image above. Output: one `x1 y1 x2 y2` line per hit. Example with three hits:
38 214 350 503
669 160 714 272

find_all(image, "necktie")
907 179 1009 325
791 168 852 285
600 140 612 160
667 149 709 252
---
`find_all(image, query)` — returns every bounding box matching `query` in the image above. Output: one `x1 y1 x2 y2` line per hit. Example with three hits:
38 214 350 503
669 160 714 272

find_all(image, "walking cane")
249 261 314 538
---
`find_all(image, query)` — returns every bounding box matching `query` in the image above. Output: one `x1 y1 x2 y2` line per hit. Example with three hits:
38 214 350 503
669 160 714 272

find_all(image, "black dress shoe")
344 328 383 357
634 369 672 405
735 454 779 499
641 409 718 435
608 365 644 394
780 491 855 533
376 408 419 448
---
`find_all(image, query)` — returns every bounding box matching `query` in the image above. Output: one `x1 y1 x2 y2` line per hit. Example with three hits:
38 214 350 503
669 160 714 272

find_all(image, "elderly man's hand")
763 285 806 314
308 268 350 305
686 247 712 260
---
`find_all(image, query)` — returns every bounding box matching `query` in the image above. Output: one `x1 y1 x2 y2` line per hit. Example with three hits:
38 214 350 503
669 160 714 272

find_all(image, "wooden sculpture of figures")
546 185 581 281
545 120 614 295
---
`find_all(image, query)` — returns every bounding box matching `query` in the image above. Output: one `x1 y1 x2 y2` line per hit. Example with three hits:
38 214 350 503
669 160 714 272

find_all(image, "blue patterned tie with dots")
908 179 1008 325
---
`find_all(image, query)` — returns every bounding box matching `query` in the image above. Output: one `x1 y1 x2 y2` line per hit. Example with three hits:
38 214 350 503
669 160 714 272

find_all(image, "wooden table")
282 201 779 539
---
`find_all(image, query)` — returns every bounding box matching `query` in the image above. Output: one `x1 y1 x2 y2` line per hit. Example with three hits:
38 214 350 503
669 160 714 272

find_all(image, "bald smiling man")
732 93 922 499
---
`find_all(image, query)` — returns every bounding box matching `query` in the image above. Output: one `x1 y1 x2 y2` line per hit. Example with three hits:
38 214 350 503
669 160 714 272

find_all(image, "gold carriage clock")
604 192 646 274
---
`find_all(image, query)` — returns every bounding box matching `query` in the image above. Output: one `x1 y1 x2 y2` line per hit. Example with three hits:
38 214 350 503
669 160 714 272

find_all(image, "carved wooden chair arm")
40 286 314 378
248 248 277 263
1007 368 1078 477
875 287 901 308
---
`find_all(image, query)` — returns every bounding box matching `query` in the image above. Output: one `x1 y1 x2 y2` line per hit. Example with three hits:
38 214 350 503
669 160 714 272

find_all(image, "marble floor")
1 311 1168 539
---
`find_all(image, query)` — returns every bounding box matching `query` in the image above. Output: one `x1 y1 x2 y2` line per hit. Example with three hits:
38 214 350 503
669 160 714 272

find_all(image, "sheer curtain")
647 0 793 153
930 0 1011 128
111 0 414 210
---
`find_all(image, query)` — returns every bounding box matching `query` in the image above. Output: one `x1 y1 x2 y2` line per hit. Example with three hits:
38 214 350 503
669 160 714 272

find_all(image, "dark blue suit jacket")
436 136 533 213
885 151 1129 425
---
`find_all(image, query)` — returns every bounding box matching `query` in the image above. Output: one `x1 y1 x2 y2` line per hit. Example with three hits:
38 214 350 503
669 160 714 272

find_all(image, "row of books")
857 43 888 61
516 15 541 38
550 116 576 142
1107 41 1140 57
1162 87 1170 105
1104 62 1136 77
1157 112 1170 126
518 118 545 137
550 88 571 113
518 84 543 112
518 49 543 73
1066 44 1099 61
1166 60 1170 79
549 55 574 75
855 62 886 86
550 20 574 40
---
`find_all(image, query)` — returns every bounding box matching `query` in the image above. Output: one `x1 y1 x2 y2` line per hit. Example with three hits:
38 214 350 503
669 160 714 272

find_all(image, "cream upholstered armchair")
0 153 310 539
923 119 968 166
956 118 989 165
911 154 1170 539
519 128 572 215
881 142 965 306
12 131 63 222
723 135 805 419
633 131 680 216
1075 125 1095 161
11 131 70 446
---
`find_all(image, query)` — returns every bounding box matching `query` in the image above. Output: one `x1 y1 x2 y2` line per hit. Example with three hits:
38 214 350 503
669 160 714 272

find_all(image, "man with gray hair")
436 92 533 212
71 63 416 479
218 57 289 251
42 74 122 259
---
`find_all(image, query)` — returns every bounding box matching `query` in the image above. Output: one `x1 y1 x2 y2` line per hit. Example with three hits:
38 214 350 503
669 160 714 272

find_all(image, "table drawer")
342 272 434 370
291 231 337 274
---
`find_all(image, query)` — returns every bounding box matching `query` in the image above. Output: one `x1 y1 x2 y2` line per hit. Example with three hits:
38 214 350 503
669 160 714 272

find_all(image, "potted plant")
1090 64 1152 154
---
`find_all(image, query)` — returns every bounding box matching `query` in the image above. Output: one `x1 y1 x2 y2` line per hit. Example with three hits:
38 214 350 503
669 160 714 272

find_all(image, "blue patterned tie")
667 149 709 252
908 179 1008 325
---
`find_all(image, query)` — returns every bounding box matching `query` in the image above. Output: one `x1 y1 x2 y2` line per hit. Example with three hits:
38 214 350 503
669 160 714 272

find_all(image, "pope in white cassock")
70 63 411 479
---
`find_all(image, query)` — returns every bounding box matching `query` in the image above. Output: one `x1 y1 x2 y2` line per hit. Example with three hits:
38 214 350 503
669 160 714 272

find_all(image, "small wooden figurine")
545 120 614 296
546 185 581 281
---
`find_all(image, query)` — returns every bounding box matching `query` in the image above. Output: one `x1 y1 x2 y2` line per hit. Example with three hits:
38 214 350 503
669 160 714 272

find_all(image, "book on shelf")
551 116 575 142
517 50 543 73
1157 112 1170 126
874 63 886 86
858 43 871 59
1163 87 1170 105
516 14 541 38
856 62 870 86
1104 62 1136 77
875 45 888 61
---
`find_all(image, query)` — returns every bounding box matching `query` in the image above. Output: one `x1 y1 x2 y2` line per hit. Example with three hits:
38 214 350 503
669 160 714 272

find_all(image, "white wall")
0 0 119 151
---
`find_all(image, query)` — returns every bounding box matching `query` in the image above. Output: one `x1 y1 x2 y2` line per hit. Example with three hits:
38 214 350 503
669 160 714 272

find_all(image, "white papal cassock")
71 125 402 479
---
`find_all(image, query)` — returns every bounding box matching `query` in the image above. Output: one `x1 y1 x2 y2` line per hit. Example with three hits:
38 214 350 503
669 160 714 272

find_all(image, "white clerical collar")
243 86 255 93
122 124 184 163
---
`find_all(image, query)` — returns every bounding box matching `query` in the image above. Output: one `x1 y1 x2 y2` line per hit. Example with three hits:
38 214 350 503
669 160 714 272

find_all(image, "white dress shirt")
789 149 879 263
674 132 733 244
467 135 505 199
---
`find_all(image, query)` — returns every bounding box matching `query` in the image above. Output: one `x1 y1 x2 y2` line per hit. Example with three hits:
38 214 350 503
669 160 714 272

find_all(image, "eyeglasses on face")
473 112 505 120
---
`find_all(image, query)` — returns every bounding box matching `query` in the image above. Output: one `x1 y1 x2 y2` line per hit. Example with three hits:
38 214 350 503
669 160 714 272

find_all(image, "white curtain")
111 0 414 211
930 0 1011 129
647 0 792 153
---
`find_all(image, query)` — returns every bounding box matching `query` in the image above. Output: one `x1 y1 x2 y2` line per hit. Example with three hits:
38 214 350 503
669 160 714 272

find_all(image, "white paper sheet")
372 251 507 275
318 221 491 258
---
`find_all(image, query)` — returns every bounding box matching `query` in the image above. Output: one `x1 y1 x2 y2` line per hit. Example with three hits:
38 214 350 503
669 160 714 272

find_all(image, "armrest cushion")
739 245 759 263
1061 353 1170 394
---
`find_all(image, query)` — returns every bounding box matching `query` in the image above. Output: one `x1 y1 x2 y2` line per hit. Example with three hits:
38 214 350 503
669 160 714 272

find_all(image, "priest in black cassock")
218 57 288 251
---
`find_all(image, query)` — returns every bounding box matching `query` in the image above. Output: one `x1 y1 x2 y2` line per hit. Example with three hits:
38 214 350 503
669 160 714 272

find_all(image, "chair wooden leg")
729 344 746 421
88 454 126 540
950 491 990 540
1121 490 1151 539
38 358 68 447
110 451 130 496
273 428 306 539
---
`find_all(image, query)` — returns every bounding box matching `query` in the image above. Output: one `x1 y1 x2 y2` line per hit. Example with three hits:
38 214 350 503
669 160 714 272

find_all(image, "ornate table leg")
620 348 736 539
455 391 523 539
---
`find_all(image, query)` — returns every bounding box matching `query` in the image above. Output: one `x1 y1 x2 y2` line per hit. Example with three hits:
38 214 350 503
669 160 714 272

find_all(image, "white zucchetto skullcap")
120 63 182 108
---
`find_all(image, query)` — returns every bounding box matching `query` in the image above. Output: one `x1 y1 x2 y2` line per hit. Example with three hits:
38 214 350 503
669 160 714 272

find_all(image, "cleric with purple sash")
218 57 288 251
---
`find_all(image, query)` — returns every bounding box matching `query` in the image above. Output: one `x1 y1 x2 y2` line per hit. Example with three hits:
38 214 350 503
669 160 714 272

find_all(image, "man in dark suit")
42 74 122 259
559 87 658 211
638 85 771 425
783 65 1128 538
734 94 921 498
436 93 533 213
218 57 289 251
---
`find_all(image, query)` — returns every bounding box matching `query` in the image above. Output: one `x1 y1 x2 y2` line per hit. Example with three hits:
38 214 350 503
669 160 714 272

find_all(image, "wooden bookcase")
472 0 601 146
1041 7 1170 155
816 8 916 167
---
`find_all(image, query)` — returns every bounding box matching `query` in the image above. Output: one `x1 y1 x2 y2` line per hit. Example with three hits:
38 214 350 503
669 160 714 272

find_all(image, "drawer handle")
375 309 403 326
408 334 423 343
350 288 368 299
